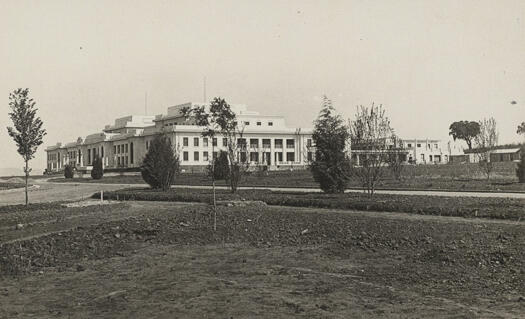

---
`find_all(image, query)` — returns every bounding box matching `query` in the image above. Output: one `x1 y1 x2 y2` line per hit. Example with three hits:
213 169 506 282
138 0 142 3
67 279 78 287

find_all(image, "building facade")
45 102 314 173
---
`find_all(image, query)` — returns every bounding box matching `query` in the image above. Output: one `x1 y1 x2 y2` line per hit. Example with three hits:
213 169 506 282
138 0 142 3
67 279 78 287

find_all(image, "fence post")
101 190 104 203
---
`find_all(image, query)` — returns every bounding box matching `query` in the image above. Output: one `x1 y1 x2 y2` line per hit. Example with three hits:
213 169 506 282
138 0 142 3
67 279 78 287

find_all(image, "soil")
0 201 524 318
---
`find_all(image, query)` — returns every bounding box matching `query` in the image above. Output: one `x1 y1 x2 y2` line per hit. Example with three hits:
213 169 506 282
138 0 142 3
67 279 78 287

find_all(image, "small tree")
182 97 247 193
64 164 74 179
474 117 498 181
387 135 406 181
6 88 47 205
141 133 179 191
91 155 104 180
449 121 481 150
310 96 352 193
349 103 395 196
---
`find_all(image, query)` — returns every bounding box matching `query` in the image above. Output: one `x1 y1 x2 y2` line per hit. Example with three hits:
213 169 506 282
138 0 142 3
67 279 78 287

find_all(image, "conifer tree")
141 133 179 191
91 155 104 180
310 96 352 193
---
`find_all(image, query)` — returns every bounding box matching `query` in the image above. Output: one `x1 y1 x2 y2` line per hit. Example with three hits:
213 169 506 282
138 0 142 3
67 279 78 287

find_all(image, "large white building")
45 102 314 173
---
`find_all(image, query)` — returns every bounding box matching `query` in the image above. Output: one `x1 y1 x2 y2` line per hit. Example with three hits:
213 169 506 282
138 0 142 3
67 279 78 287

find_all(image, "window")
213 152 218 160
275 139 283 148
307 139 312 147
212 138 217 146
434 144 438 148
203 138 208 147
262 139 271 148
244 121 250 126
250 152 259 162
237 138 247 148
183 137 189 147
275 152 283 162
125 144 128 153
146 141 149 150
417 143 421 148
203 151 209 161
223 138 227 147
194 137 199 147
117 157 120 166
114 145 117 153
88 149 91 164
307 152 313 162
240 152 247 163
286 152 295 162
256 121 261 126
250 139 259 148
286 139 295 149
407 143 412 148
268 122 273 126
194 151 199 161
101 147 104 157
130 143 134 164
183 152 189 161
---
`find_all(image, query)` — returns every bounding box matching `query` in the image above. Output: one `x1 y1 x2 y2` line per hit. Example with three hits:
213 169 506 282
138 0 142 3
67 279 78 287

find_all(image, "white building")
45 102 314 173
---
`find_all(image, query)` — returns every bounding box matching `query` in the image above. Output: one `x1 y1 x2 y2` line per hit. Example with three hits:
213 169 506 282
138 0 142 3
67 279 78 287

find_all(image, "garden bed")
92 188 525 221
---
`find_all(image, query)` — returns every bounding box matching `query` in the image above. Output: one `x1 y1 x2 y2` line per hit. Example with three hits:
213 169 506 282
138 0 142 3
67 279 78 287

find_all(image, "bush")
516 151 525 183
64 164 74 179
208 150 230 181
91 155 103 180
141 133 180 191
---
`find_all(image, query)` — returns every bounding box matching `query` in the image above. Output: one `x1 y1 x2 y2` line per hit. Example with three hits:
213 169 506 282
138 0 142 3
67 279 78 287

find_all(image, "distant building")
45 102 313 173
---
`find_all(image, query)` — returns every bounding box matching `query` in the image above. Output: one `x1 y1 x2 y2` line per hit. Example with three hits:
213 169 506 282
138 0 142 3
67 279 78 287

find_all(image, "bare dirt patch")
0 202 524 318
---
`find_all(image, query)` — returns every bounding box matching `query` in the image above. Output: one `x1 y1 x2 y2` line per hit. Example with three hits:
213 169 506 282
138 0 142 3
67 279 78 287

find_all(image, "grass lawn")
51 162 525 192
0 182 25 191
0 201 524 317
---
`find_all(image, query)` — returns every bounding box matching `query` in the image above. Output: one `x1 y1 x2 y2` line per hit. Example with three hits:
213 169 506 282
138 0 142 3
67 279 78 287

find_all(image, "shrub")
516 150 525 183
141 133 180 191
208 150 230 181
91 155 104 180
64 164 74 179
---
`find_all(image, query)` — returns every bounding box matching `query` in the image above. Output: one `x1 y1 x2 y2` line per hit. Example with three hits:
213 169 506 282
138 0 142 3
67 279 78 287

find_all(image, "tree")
6 88 47 206
349 103 395 196
448 121 480 150
182 97 247 193
91 155 104 180
64 164 74 179
309 96 352 193
141 133 179 191
474 117 498 181
517 122 525 137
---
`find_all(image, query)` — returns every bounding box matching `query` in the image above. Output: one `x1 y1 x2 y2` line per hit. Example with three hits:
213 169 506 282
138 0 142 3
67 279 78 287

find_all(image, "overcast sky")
1 0 524 172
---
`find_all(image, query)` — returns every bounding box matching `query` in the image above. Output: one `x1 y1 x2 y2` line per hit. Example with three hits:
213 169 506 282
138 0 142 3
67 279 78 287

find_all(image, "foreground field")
50 162 525 192
1 201 524 318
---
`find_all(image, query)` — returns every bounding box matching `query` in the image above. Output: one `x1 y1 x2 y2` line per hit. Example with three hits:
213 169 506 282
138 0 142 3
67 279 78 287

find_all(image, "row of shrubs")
92 188 525 221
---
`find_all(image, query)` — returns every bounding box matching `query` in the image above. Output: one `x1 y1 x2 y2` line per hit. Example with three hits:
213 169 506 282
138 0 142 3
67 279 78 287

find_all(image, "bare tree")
7 88 47 205
349 103 395 196
474 117 498 181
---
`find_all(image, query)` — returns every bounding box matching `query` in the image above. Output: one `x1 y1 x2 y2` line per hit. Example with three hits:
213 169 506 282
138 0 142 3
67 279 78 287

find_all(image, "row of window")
406 143 439 149
181 137 301 149
243 121 273 127
181 151 303 163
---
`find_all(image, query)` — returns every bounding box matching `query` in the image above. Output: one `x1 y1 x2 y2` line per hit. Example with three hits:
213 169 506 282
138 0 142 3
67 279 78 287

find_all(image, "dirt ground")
1 201 524 318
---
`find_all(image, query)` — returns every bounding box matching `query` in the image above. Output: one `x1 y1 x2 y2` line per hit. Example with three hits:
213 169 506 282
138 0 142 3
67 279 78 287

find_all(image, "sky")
1 0 524 172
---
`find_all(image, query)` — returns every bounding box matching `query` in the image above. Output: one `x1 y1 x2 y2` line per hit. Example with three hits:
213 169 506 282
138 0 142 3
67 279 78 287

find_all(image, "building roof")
489 148 521 154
